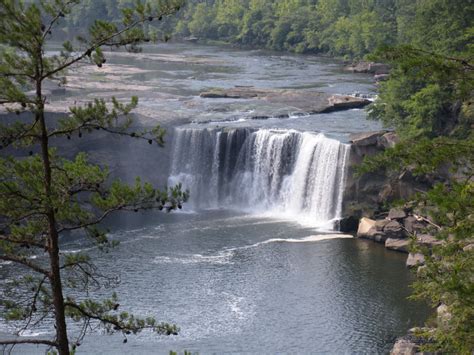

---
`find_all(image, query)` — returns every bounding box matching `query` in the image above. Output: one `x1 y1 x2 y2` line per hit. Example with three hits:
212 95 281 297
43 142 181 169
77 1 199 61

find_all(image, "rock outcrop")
385 238 411 252
199 87 371 116
342 129 434 223
354 208 442 268
390 337 418 355
345 61 390 74
345 61 391 85
406 253 425 268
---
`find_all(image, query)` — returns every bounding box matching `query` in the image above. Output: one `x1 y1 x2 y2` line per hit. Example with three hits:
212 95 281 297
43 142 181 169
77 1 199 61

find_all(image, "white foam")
153 234 352 265
18 329 50 337
153 251 233 265
236 234 353 250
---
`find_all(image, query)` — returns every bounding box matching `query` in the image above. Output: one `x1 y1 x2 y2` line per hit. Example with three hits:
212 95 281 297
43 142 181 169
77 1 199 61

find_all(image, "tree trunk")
37 81 70 354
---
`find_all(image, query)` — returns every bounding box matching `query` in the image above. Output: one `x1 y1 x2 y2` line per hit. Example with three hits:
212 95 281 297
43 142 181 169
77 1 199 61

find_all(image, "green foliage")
360 135 474 353
368 45 474 139
0 0 186 353
164 0 399 58
356 2 473 350
360 42 474 353
53 0 474 61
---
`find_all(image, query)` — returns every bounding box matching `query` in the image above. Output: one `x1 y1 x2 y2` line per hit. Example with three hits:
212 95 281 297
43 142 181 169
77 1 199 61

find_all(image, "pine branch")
0 339 57 347
19 275 49 334
0 255 50 277
42 7 179 80
49 123 164 146
57 202 158 233
41 1 78 42
0 235 46 250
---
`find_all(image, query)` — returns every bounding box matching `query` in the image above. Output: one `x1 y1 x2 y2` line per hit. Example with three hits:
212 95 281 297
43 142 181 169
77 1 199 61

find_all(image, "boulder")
417 234 443 248
403 216 425 234
357 217 377 238
370 62 391 75
388 208 407 220
377 132 399 149
437 304 452 329
338 216 359 233
406 253 425 268
463 243 474 252
375 219 390 231
356 217 386 241
417 265 427 276
385 238 410 253
390 338 418 355
373 234 387 243
374 73 390 82
345 61 390 74
350 131 388 147
383 220 406 238
321 95 371 113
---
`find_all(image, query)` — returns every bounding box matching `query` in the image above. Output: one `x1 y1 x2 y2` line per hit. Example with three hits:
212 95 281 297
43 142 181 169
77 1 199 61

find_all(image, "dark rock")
388 208 407 220
375 219 390 231
338 216 359 233
406 253 425 268
403 216 426 234
383 220 406 238
371 63 391 75
378 183 394 202
385 238 410 253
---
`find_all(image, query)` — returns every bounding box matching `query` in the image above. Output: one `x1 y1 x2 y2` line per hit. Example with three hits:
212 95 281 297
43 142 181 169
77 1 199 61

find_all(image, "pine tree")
0 1 186 354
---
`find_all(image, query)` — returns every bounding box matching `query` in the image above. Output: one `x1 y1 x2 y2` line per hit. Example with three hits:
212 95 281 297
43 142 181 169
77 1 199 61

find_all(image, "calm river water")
0 43 429 354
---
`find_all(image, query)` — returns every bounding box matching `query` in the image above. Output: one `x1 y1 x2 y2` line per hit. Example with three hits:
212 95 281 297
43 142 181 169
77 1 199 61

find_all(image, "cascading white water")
168 127 350 230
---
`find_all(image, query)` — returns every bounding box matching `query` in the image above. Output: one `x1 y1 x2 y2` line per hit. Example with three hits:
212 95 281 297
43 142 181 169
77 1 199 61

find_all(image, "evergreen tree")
0 1 186 354
361 41 473 355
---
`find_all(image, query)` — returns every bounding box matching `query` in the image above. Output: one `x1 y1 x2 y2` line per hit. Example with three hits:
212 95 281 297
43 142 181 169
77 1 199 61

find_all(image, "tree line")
62 0 473 60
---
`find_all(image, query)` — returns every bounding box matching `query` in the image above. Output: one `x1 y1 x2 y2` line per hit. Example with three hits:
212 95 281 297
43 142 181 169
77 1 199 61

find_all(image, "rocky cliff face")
341 130 432 230
340 130 443 269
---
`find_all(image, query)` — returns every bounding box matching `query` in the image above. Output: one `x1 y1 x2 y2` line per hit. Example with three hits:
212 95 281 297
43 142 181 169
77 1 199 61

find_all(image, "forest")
63 0 472 59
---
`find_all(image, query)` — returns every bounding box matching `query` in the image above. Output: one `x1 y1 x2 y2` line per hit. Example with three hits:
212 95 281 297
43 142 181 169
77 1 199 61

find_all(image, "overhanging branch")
42 7 179 80
0 338 57 347
0 255 50 277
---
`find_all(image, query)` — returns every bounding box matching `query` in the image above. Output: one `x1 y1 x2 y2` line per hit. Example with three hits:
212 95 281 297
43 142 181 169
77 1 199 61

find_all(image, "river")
0 42 429 354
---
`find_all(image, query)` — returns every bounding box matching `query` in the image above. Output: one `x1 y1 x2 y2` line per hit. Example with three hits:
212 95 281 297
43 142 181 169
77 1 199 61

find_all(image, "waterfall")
168 127 350 230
